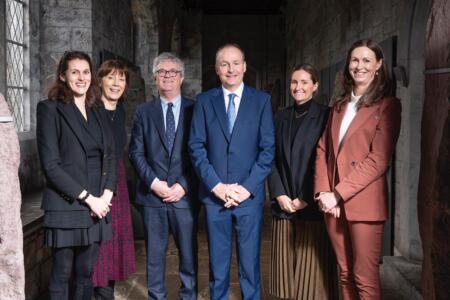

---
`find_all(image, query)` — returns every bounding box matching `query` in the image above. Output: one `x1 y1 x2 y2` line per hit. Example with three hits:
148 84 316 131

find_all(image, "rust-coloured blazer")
315 96 401 221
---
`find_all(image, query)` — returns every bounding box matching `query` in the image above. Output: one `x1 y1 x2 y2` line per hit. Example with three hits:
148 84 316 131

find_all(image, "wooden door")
418 0 450 298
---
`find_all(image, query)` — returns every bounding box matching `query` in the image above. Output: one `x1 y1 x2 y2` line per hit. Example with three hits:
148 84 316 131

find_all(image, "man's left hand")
162 183 186 203
224 185 251 208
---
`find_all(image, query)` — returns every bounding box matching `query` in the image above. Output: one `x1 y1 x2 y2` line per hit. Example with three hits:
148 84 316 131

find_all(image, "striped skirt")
269 217 339 299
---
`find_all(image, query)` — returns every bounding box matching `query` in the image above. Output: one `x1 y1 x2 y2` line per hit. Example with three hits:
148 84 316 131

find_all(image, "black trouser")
49 243 100 300
94 281 115 300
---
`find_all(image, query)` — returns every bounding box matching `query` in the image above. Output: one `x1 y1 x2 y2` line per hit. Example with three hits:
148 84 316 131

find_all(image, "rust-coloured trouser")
325 210 384 300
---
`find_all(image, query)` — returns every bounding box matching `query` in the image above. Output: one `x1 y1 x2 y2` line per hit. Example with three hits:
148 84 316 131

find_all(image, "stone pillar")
177 10 202 99
132 0 159 99
0 93 25 300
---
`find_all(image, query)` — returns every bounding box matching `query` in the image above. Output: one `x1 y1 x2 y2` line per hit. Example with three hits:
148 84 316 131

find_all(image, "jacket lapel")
211 89 231 142
342 103 380 144
91 107 107 153
149 99 169 153
232 85 253 140
172 98 187 154
331 104 346 157
281 108 293 167
56 102 88 153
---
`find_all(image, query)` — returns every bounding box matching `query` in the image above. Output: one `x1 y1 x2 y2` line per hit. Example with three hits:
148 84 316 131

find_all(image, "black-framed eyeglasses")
156 69 182 77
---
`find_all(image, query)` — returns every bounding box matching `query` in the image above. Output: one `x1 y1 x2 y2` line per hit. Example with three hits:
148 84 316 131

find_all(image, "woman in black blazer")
268 64 338 299
36 51 116 300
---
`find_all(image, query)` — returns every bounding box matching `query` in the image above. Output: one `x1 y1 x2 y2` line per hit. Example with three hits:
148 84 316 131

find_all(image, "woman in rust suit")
315 39 401 300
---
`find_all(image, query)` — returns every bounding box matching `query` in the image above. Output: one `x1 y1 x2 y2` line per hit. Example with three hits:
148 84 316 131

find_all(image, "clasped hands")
276 195 308 213
315 191 341 218
212 183 251 208
152 180 186 203
86 189 113 219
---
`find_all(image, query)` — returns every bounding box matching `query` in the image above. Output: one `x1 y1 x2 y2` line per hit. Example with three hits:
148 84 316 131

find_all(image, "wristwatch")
79 192 90 203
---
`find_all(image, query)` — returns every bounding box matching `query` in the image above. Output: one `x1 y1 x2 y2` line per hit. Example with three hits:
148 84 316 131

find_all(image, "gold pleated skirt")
269 217 339 300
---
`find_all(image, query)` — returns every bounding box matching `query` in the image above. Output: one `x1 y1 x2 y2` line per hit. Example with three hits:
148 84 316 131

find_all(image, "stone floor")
114 205 404 300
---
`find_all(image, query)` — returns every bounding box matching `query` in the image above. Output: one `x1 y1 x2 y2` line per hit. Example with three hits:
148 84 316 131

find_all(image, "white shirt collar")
160 95 181 107
350 91 362 103
222 83 244 99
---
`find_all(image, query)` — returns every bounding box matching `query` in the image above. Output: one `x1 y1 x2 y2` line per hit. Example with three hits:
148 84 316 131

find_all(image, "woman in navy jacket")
36 51 116 300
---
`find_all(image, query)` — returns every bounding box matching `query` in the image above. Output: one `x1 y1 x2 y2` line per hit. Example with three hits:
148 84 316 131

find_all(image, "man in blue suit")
129 52 197 300
189 44 275 299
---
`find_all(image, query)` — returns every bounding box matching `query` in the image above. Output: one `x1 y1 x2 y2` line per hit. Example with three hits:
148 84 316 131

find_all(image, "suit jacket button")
102 172 107 176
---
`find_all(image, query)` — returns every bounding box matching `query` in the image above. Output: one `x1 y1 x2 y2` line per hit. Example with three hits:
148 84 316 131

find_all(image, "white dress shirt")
338 92 362 145
222 83 244 114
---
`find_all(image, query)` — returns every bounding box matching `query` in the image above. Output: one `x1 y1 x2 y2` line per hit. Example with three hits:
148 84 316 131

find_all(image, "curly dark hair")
47 51 98 106
334 39 392 112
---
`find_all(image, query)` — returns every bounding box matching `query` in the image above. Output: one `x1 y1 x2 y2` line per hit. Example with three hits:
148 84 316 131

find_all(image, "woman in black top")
92 60 136 299
36 51 116 300
268 64 338 299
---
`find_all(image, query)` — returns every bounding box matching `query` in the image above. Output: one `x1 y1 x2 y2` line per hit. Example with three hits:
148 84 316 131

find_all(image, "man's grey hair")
152 52 185 77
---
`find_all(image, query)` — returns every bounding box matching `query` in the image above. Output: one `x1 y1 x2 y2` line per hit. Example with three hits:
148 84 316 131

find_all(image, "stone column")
132 0 159 100
0 93 25 300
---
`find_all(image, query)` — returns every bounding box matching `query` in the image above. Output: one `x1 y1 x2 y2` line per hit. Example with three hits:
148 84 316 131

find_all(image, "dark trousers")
94 281 115 300
141 205 198 300
49 243 100 300
204 204 264 300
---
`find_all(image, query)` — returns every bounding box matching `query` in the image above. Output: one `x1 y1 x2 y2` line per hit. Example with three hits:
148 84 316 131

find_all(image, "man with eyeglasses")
189 44 275 299
129 52 198 300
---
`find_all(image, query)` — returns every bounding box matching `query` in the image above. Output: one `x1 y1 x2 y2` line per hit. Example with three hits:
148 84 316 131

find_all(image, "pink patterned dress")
92 104 136 286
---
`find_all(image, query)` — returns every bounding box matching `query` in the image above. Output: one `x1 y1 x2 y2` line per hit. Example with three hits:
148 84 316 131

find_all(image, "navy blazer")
268 100 329 220
36 100 116 227
129 97 197 208
189 85 275 207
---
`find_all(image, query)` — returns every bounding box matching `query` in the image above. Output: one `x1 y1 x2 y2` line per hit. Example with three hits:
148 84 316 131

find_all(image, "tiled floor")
115 206 402 300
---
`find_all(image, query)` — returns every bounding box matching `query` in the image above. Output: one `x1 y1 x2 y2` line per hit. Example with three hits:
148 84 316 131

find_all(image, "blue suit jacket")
129 97 197 208
189 85 275 207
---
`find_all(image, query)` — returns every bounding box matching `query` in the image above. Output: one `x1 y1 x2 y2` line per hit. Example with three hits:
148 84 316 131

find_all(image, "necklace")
295 110 308 118
107 109 116 121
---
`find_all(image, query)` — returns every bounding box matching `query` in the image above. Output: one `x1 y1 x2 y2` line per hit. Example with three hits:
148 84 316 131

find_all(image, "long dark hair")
47 51 98 106
97 59 130 103
334 39 392 111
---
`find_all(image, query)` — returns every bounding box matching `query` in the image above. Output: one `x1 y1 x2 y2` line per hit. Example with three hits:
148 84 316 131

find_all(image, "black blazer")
36 100 116 227
129 97 197 208
268 100 329 220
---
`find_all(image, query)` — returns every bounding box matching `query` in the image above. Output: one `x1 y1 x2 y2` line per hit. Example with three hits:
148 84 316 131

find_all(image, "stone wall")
92 0 134 65
284 0 423 262
23 220 52 300
176 10 202 99
131 0 159 99
202 14 285 103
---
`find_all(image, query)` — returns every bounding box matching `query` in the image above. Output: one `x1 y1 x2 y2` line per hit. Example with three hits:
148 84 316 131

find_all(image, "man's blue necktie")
227 93 237 133
165 103 176 153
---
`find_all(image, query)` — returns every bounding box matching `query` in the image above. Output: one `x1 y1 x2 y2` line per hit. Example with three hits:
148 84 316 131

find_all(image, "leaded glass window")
5 0 28 132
